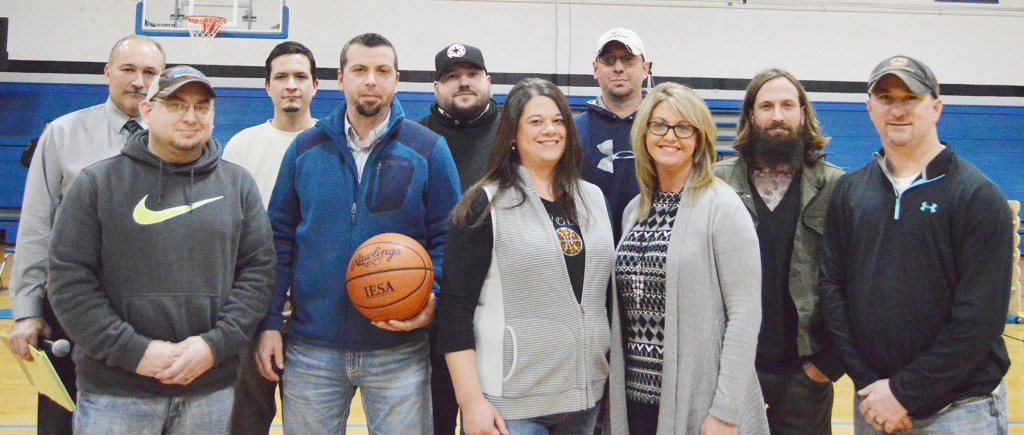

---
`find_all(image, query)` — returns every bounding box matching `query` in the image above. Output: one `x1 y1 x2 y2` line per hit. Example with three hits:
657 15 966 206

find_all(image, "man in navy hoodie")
48 66 276 434
259 33 460 433
577 27 651 241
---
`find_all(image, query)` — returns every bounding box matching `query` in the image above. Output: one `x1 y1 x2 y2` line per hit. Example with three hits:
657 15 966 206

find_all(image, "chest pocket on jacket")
366 155 414 213
802 211 825 236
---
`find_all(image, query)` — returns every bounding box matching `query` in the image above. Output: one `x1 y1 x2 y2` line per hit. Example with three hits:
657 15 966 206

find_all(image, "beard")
746 122 807 170
356 100 383 118
443 97 489 121
283 104 301 113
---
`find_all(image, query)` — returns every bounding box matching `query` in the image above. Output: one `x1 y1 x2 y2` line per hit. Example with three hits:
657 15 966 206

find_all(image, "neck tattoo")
751 168 794 211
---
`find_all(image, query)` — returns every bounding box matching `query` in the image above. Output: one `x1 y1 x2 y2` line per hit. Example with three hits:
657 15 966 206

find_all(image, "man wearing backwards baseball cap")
819 55 1012 434
577 27 652 242
48 65 275 434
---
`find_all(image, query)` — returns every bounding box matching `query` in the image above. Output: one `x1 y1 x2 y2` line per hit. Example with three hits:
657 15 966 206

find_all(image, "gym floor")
1 248 1021 434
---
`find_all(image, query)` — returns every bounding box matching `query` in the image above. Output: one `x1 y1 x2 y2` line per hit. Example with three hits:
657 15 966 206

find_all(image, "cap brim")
151 79 217 101
869 71 932 96
435 60 486 80
598 38 643 57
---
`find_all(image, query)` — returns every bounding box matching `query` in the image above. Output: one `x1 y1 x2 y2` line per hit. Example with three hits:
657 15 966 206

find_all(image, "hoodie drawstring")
188 169 195 206
157 160 164 204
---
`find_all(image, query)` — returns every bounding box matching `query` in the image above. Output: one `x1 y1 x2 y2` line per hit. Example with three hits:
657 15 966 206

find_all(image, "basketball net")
184 15 226 57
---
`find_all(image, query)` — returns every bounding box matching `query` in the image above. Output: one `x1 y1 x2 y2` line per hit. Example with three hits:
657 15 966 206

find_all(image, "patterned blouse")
614 189 680 405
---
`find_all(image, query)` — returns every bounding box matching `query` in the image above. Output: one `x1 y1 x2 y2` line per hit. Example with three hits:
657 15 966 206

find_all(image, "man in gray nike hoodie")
48 66 275 434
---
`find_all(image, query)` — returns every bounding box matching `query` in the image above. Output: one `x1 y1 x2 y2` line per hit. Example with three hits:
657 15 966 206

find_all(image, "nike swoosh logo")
133 195 224 225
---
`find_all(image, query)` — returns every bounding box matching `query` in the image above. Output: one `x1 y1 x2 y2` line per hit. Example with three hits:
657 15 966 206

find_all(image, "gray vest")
473 167 614 419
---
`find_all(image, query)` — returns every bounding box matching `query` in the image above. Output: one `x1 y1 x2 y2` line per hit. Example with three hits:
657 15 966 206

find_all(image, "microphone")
40 339 71 358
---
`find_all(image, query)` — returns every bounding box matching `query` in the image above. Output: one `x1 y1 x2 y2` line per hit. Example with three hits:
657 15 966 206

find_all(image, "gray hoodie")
48 131 275 397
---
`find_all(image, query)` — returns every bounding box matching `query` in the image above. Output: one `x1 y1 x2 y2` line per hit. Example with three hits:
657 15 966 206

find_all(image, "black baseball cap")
434 43 486 81
868 55 939 97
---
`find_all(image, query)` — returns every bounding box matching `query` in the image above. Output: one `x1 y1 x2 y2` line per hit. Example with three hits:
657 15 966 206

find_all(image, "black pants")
229 334 281 435
430 330 459 435
758 368 834 435
40 296 75 435
625 398 659 435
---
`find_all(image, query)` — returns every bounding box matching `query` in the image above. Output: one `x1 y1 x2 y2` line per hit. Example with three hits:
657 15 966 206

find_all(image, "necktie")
123 119 142 135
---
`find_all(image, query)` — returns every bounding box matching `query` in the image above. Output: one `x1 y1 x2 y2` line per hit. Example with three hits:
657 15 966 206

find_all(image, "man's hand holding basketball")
256 329 285 382
372 295 435 332
155 336 214 385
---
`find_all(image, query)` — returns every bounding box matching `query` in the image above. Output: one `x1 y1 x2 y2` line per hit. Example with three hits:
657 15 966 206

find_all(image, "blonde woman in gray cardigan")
436 78 615 435
608 82 769 434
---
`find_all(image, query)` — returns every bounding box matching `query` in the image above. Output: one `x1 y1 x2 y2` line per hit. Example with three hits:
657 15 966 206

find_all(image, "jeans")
758 368 834 435
73 386 233 435
282 339 432 434
853 380 1007 435
501 405 600 435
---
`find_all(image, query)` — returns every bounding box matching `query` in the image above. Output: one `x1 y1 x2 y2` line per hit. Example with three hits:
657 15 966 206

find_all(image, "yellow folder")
0 333 76 412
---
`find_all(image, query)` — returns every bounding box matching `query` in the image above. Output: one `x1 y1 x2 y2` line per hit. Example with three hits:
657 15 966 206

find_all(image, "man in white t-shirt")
222 40 318 434
222 41 319 208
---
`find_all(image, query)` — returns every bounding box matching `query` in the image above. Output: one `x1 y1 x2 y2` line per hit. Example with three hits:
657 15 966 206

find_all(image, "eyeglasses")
596 53 641 67
647 121 696 139
153 98 214 118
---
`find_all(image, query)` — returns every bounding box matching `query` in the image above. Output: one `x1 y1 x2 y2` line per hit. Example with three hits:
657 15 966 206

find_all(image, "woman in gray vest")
435 78 614 435
607 82 769 434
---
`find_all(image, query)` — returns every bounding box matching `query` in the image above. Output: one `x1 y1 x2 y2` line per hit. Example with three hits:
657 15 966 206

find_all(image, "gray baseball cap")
868 55 939 97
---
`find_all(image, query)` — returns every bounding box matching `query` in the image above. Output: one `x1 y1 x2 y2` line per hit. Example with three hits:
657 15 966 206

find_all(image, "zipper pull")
351 202 357 224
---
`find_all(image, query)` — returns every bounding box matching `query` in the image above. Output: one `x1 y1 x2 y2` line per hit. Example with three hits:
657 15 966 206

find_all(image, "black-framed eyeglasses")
596 53 641 67
647 121 696 139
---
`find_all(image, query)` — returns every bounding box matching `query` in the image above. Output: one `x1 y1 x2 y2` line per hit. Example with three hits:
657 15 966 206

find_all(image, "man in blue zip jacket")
819 55 1012 434
256 33 461 434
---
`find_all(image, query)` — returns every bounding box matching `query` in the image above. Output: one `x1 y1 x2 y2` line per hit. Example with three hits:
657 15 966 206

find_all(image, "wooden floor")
1 256 1022 434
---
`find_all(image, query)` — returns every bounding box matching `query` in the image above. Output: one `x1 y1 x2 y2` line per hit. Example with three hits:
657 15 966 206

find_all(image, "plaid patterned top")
614 189 680 404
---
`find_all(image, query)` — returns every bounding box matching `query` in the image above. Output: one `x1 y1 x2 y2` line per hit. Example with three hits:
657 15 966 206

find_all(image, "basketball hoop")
184 15 226 57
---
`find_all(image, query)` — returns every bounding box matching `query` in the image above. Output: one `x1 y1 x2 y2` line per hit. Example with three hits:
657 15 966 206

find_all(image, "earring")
511 140 516 151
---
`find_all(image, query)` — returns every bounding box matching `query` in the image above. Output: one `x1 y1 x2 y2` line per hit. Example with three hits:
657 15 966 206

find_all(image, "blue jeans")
501 405 600 435
282 339 431 434
853 380 1007 434
73 386 233 435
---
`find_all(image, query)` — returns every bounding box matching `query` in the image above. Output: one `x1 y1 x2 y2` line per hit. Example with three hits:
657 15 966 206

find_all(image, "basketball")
346 233 434 322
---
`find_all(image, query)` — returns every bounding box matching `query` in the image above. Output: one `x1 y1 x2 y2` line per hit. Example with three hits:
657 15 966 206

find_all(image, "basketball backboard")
135 0 288 39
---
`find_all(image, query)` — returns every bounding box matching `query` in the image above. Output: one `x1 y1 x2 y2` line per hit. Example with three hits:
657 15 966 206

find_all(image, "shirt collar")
344 111 391 152
104 98 147 133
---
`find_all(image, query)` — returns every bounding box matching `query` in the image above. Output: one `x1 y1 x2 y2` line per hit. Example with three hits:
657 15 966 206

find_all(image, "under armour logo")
595 139 634 174
920 202 938 213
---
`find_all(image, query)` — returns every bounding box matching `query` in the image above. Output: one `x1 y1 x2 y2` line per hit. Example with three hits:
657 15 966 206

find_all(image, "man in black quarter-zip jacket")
818 55 1012 435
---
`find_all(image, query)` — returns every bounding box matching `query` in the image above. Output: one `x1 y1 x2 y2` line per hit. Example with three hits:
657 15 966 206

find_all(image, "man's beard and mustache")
356 100 384 118
746 121 807 170
444 96 487 120
443 90 489 121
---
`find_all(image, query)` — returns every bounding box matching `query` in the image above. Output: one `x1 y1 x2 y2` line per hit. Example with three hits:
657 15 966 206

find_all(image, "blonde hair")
629 82 718 221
